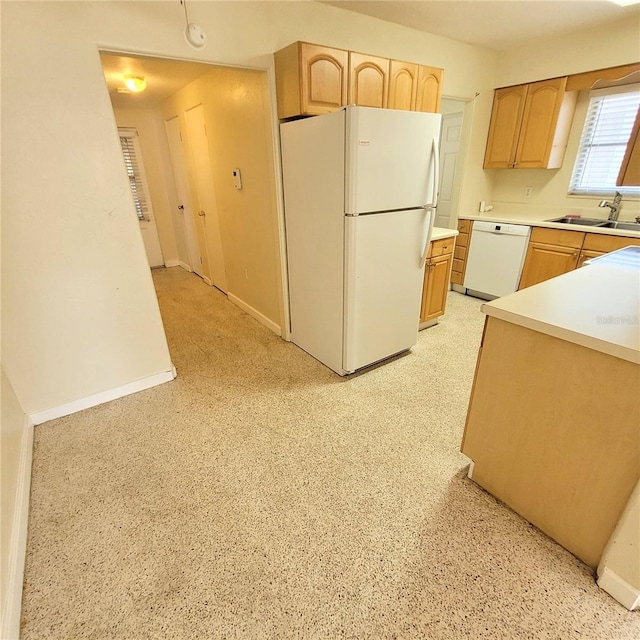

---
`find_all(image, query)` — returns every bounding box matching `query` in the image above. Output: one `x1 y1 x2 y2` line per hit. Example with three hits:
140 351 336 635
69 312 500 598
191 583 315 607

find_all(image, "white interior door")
436 111 464 229
345 106 441 214
343 208 429 373
165 116 207 280
185 104 228 293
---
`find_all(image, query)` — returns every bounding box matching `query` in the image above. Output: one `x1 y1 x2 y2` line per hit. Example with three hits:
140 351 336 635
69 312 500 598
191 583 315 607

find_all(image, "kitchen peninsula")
461 250 639 570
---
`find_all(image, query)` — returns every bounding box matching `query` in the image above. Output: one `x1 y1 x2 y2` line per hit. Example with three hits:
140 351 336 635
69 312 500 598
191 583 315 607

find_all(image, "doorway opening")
99 51 285 343
437 97 471 229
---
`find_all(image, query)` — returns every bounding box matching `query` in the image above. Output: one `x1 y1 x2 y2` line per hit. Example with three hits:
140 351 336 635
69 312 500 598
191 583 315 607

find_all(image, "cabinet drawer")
581 233 640 253
454 245 467 260
456 231 469 248
430 237 455 257
450 270 464 285
458 219 472 234
530 227 585 248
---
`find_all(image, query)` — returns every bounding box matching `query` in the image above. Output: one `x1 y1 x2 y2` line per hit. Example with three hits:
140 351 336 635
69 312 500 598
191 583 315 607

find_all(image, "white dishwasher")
463 221 531 299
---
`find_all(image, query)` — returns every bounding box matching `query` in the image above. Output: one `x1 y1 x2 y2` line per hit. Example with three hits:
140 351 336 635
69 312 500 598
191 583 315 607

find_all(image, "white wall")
1 1 498 416
1 368 32 638
598 482 640 610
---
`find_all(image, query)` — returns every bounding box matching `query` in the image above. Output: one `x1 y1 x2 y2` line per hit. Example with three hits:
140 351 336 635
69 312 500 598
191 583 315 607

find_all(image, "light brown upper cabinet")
415 65 443 114
274 42 444 118
348 52 389 108
617 106 640 186
274 42 348 119
484 77 577 169
387 60 418 111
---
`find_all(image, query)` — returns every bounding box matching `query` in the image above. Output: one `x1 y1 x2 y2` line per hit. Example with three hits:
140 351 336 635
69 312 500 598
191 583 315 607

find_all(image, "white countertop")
482 261 640 364
431 226 458 241
459 213 640 239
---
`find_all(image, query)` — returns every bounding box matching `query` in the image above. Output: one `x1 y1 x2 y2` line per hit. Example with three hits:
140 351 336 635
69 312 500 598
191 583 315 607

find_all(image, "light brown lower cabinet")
420 237 455 326
577 249 605 268
462 316 640 568
518 227 584 289
519 227 640 289
450 219 471 285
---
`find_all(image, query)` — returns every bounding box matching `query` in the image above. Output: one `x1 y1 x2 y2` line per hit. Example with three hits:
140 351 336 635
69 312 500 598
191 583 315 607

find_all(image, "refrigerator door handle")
419 207 435 268
429 137 439 210
419 138 439 267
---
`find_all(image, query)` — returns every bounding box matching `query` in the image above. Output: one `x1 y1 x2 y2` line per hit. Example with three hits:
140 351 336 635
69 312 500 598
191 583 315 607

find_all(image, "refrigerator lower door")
343 208 430 373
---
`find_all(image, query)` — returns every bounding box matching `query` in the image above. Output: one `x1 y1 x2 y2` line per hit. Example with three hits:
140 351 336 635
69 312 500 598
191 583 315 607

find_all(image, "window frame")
118 127 155 223
568 84 640 199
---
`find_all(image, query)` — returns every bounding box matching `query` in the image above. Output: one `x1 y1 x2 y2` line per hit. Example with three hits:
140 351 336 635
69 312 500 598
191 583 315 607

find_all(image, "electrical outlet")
524 186 533 198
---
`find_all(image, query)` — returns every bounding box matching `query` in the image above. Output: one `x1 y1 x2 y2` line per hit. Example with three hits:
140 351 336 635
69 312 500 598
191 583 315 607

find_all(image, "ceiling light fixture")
124 75 147 92
608 0 640 5
180 0 207 49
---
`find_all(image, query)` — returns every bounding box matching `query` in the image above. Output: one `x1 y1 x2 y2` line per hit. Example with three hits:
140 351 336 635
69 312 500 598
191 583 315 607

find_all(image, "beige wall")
160 67 283 328
112 107 183 266
1 1 498 415
486 17 640 221
495 17 640 88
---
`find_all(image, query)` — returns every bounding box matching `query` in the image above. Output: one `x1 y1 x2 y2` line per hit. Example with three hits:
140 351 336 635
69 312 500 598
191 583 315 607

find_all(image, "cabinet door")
518 242 580 289
300 43 348 115
515 77 567 169
483 85 528 168
617 106 640 186
349 52 389 108
415 65 443 114
420 253 453 323
577 250 605 268
388 60 418 111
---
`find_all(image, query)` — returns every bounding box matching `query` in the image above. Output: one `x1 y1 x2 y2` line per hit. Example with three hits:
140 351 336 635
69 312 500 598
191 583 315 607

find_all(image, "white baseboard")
163 259 180 268
228 293 281 336
597 567 640 610
467 460 475 479
1 416 34 640
28 367 177 426
178 261 192 272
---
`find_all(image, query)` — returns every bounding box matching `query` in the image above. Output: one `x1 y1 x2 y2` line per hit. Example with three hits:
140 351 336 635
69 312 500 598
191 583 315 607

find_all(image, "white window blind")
119 129 151 221
569 86 640 196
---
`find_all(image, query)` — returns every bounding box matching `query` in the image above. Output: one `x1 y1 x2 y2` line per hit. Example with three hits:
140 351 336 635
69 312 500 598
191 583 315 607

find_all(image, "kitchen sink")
546 217 608 226
598 221 640 232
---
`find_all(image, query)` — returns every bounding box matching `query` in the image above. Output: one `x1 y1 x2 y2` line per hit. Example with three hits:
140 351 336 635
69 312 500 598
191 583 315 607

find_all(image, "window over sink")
569 84 640 197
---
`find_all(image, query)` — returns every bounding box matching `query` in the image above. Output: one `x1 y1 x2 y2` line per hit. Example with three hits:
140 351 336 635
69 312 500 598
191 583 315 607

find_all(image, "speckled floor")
21 266 639 639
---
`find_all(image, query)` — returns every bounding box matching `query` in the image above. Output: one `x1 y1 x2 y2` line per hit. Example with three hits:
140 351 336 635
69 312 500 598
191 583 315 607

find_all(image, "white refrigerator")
281 106 441 375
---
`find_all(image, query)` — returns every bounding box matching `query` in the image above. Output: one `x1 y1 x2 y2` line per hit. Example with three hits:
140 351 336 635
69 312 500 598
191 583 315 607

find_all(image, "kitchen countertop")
459 213 640 239
481 256 640 364
431 226 458 241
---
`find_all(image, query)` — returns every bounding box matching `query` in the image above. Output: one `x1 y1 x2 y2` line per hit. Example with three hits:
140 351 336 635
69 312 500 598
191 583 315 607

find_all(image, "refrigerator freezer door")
345 106 441 215
343 208 430 373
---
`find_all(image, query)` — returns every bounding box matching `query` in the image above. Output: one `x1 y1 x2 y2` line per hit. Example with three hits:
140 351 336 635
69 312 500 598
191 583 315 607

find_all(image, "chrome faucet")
599 191 623 221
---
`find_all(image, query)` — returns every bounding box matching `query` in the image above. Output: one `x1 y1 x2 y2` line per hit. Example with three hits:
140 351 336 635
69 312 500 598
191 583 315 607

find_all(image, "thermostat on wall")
232 169 242 190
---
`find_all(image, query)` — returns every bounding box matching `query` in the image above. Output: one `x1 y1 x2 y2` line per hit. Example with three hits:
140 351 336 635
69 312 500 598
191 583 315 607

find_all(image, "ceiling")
320 0 640 51
100 52 215 109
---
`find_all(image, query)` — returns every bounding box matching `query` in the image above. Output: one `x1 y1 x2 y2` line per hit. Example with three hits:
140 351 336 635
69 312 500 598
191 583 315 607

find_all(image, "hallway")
20 267 639 638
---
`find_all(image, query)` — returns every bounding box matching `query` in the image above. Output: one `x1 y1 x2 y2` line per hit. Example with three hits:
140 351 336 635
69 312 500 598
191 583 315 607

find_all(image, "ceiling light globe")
124 75 147 92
